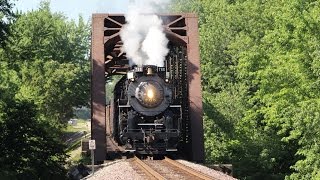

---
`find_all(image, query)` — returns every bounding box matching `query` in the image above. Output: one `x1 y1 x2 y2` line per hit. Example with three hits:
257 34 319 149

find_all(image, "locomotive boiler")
113 65 182 154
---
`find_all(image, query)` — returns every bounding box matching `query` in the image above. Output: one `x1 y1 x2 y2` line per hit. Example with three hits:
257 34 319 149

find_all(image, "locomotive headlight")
135 81 164 108
147 89 154 99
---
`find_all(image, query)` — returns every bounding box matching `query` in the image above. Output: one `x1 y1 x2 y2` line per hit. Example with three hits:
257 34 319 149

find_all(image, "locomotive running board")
137 123 164 126
118 105 131 108
169 105 181 108
125 150 136 152
166 149 178 151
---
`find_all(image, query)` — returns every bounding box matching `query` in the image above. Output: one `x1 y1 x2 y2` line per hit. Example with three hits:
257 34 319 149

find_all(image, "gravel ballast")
85 159 237 180
86 161 143 180
176 160 238 180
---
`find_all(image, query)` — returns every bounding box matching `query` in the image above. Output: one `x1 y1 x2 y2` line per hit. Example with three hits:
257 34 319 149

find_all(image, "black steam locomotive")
113 65 182 155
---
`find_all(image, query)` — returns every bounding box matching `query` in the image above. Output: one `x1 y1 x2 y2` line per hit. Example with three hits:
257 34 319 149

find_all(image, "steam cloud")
120 0 170 67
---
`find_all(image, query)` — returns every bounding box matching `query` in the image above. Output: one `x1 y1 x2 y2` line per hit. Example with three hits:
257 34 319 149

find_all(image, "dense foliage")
173 0 320 179
0 1 90 178
4 1 90 123
0 0 15 47
0 99 68 179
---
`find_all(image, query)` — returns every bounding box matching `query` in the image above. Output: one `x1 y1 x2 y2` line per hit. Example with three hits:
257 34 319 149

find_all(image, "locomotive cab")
115 65 182 155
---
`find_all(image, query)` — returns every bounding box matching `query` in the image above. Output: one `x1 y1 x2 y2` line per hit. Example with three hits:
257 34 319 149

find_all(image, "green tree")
0 0 15 47
1 50 68 179
5 1 89 66
0 1 90 178
173 0 320 179
16 60 89 123
3 1 90 123
0 99 68 179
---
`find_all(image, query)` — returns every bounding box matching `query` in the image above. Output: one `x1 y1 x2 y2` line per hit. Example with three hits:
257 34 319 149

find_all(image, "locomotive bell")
147 67 154 75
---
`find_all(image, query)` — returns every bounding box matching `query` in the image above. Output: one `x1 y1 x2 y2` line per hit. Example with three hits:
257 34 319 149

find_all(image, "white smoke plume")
120 0 171 67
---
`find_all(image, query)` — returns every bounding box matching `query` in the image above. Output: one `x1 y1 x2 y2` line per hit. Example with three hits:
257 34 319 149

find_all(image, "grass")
66 139 82 153
67 139 91 165
63 119 90 133
63 119 91 165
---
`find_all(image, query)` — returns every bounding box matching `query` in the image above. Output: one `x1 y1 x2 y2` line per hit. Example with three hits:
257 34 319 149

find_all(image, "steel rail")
133 156 165 180
164 157 216 180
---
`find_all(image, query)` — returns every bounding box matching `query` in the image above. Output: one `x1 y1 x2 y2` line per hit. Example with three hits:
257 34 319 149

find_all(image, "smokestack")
120 0 170 67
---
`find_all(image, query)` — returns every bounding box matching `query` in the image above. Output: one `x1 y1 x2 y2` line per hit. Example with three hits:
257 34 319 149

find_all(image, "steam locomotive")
113 65 182 155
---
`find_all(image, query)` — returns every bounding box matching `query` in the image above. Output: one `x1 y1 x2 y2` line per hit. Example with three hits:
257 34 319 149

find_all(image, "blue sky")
14 0 130 21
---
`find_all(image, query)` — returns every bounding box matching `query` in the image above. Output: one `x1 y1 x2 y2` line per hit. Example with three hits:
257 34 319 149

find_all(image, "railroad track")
131 156 216 180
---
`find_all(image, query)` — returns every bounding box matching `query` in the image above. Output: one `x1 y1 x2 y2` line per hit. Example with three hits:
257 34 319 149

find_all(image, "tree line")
0 1 89 179
173 0 320 179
